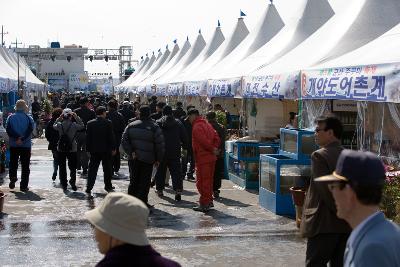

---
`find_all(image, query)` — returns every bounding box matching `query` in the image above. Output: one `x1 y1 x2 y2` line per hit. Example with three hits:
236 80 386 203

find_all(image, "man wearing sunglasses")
301 116 351 267
315 150 400 267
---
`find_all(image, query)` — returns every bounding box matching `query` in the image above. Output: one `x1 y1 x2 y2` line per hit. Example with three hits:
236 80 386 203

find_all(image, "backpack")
58 123 73 152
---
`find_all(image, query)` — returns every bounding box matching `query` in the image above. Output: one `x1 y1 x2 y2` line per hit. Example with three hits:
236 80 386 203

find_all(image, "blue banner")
207 78 241 98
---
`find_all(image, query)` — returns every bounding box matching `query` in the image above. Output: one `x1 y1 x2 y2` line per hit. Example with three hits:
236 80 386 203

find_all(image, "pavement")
0 139 306 267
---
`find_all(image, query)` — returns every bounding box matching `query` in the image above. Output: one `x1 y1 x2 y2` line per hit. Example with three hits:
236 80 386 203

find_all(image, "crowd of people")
9 93 228 213
4 92 400 267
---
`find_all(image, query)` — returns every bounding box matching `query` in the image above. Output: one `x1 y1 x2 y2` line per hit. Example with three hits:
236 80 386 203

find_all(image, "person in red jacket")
188 109 220 212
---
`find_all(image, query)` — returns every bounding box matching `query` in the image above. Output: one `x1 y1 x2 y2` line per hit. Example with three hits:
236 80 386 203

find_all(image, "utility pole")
12 38 23 97
1 25 9 47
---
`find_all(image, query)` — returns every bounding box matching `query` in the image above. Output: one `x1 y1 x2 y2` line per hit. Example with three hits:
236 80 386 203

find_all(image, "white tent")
179 17 249 83
0 47 45 92
173 23 225 83
250 0 400 76
156 31 207 84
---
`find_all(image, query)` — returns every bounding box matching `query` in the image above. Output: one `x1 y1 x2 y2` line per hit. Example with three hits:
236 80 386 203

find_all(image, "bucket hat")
85 192 150 246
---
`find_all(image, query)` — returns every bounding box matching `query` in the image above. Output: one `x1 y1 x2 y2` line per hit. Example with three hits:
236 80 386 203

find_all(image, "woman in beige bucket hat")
86 192 181 267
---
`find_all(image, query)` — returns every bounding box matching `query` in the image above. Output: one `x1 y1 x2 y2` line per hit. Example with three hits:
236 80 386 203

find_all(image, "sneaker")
105 186 115 193
156 190 164 197
9 180 16 189
150 180 156 188
187 176 195 181
70 183 78 192
52 174 57 181
85 189 92 196
213 191 220 199
209 202 214 208
193 205 210 212
20 187 30 192
175 194 181 202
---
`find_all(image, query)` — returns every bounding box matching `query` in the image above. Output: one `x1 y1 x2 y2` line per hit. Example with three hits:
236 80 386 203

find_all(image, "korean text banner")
301 63 400 103
155 84 168 96
243 72 299 99
184 81 208 97
168 83 183 96
207 78 241 98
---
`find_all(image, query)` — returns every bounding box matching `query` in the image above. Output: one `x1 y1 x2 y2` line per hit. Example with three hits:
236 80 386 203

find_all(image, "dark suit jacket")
86 117 116 153
300 141 351 238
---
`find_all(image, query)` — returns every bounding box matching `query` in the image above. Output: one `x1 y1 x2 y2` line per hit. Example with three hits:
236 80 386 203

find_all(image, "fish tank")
280 128 317 160
259 154 311 216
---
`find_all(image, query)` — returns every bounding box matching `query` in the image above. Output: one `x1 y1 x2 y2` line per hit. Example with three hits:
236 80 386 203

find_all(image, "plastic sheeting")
357 102 400 166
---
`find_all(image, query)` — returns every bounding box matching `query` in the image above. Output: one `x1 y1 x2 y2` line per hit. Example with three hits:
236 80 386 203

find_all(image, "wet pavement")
0 139 306 267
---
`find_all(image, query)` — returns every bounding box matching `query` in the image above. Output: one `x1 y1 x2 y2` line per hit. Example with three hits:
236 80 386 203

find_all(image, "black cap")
315 150 385 185
187 108 199 116
163 105 173 116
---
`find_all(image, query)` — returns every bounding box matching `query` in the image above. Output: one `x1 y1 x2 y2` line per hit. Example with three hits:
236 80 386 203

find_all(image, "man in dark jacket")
300 116 351 267
206 111 226 199
149 96 157 114
155 105 188 201
106 100 126 175
45 108 63 181
181 106 196 181
74 97 96 176
121 105 165 207
150 101 166 121
119 101 134 122
173 102 186 119
85 106 116 195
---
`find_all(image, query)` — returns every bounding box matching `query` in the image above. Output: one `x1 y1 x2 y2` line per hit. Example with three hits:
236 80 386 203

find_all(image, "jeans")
182 148 195 179
155 158 183 192
128 159 153 204
9 147 31 189
58 151 77 188
86 152 113 191
52 150 59 177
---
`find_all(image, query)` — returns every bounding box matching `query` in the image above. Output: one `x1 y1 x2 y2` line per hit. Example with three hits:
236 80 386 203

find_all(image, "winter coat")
45 118 59 150
86 117 116 153
6 111 34 148
121 118 165 164
96 244 181 267
156 115 188 160
208 120 226 158
106 110 126 145
192 117 220 165
53 117 84 152
119 107 134 123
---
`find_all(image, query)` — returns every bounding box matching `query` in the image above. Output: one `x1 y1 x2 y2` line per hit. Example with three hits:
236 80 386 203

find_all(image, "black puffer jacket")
45 118 59 150
121 118 165 164
156 115 188 160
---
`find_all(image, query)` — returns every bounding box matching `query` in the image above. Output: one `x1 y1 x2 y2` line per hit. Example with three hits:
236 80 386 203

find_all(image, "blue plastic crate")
279 128 317 161
259 154 311 217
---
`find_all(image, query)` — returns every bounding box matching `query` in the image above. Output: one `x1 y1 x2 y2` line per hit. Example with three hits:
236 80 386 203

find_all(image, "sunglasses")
328 182 347 191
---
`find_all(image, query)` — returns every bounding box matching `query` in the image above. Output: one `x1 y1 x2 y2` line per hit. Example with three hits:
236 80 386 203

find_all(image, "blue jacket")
6 111 35 148
344 212 400 267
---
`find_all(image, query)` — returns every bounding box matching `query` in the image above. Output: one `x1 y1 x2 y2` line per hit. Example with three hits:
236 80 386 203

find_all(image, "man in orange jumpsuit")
188 109 220 212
